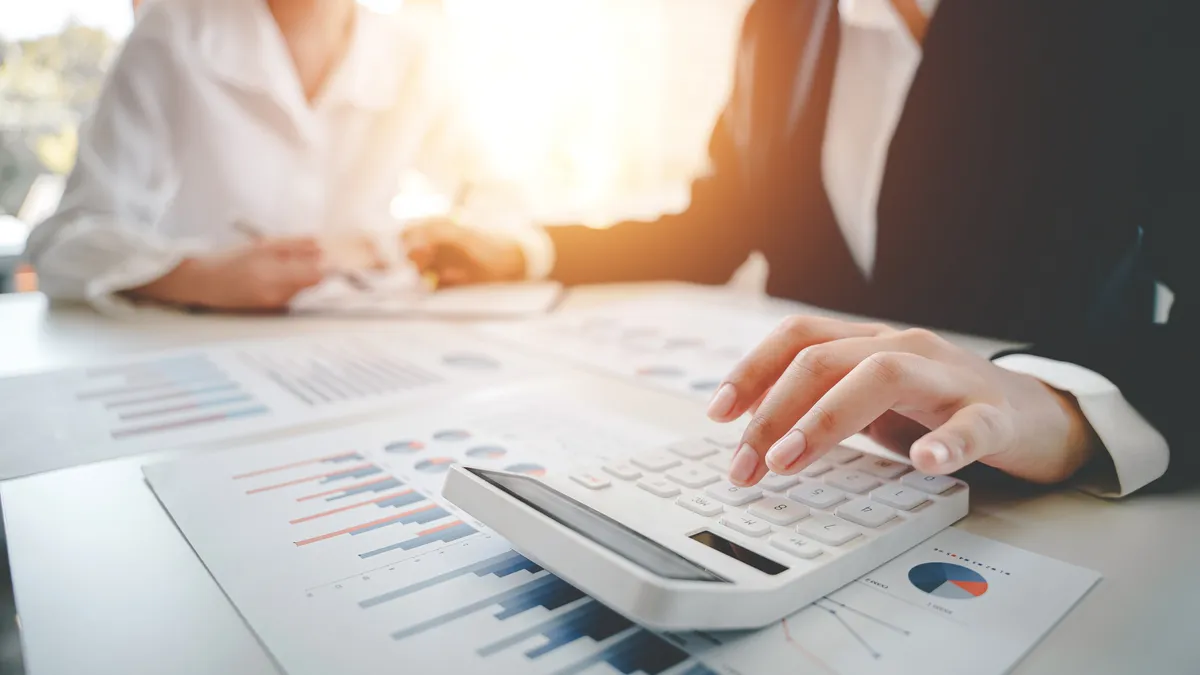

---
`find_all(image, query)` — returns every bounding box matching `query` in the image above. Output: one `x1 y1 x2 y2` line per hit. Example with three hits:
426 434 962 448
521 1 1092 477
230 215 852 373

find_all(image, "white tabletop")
0 286 1196 675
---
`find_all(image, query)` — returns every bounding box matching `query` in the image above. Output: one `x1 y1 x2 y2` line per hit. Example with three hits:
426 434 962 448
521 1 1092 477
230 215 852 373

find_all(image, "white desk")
0 287 1196 675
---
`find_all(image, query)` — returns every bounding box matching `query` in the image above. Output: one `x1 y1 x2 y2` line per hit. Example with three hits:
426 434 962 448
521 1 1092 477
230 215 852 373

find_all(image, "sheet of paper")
0 328 543 479
290 268 562 319
481 294 787 400
145 390 1098 675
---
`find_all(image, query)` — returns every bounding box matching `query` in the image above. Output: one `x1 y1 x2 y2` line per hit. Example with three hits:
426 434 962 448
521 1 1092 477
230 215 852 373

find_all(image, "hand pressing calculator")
444 435 968 631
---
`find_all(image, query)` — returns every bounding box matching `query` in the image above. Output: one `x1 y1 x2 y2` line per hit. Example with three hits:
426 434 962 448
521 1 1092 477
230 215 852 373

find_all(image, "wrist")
127 258 214 307
1047 384 1102 474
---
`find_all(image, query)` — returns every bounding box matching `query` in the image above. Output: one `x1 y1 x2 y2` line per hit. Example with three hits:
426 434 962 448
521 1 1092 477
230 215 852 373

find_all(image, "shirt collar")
198 0 402 112
840 0 941 31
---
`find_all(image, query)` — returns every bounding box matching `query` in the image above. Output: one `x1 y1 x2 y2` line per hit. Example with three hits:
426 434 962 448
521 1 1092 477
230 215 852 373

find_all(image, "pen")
234 220 372 292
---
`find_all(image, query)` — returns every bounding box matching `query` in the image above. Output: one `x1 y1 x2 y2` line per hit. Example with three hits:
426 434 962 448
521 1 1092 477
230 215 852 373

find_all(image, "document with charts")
145 387 1099 675
480 294 788 401
0 327 542 478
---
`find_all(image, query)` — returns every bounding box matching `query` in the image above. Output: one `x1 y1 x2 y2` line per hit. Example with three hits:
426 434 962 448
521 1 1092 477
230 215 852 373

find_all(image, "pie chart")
504 462 547 477
414 457 457 474
466 445 508 459
908 562 988 599
433 429 471 442
384 440 424 454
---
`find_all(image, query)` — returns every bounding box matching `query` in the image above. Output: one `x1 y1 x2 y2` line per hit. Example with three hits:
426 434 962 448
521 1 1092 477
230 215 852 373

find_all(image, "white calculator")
444 436 968 631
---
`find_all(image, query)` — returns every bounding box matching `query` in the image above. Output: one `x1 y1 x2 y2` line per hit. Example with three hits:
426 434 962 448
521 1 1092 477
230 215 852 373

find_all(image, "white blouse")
27 0 460 309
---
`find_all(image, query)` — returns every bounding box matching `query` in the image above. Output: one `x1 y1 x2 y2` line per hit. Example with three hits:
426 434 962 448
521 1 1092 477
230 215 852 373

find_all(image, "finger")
438 267 470 286
910 403 1014 475
736 331 947 481
707 316 889 423
762 353 979 476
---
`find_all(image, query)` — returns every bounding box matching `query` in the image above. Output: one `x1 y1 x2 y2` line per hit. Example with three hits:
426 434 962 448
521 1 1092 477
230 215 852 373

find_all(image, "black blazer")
547 0 1199 487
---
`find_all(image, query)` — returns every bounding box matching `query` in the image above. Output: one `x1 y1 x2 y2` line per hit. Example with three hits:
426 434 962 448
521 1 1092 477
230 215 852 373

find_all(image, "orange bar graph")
233 451 361 479
294 503 437 547
288 490 415 524
245 463 376 495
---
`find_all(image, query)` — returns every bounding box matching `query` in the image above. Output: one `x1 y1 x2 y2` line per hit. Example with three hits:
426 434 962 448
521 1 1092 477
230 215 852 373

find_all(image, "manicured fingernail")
729 443 759 486
925 441 951 466
766 430 807 471
706 383 736 420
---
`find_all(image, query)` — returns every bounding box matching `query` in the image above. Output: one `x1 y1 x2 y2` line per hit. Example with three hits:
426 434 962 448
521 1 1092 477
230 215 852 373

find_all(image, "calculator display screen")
469 468 727 582
689 531 789 576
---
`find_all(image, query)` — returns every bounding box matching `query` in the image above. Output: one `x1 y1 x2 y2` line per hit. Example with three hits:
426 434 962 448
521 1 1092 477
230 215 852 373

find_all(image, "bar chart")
357 547 710 675
237 343 445 407
76 354 271 440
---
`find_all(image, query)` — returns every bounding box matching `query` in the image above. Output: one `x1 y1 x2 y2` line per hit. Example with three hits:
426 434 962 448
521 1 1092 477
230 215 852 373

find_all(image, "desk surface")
0 287 1196 675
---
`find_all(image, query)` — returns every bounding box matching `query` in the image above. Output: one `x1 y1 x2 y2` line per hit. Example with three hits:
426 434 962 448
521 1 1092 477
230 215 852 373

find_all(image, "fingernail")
729 443 759 486
925 441 951 466
766 430 807 471
706 383 736 420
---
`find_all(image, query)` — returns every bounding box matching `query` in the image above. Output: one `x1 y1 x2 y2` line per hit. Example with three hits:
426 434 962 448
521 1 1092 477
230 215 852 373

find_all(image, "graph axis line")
817 606 881 660
780 616 840 675
817 596 911 636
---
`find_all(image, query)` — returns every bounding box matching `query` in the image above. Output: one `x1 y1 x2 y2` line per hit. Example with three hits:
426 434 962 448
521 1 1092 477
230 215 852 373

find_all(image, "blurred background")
0 0 753 293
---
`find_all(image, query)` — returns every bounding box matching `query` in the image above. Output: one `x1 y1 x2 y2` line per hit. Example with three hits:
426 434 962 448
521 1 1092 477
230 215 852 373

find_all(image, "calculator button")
836 498 898 528
787 482 848 509
749 497 810 525
870 485 929 511
854 456 910 479
704 481 763 506
666 465 721 489
824 469 882 494
602 462 642 481
901 472 959 495
631 452 682 472
720 514 772 537
703 431 741 450
758 472 800 492
824 446 863 464
637 476 681 498
796 514 862 546
770 534 823 559
705 451 735 473
800 460 833 477
676 494 723 517
668 439 719 460
570 472 611 490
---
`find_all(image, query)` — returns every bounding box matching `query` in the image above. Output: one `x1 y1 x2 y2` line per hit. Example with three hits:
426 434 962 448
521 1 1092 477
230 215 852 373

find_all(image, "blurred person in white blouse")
28 0 462 312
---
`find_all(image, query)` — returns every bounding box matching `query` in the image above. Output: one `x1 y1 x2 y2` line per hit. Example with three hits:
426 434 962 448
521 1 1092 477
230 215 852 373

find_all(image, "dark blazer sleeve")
545 107 755 287
1019 8 1200 489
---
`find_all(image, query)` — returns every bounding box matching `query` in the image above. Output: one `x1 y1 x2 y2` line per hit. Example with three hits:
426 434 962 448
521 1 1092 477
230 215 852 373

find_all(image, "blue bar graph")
477 600 633 658
359 550 542 609
350 506 448 536
390 575 585 642
375 491 425 509
321 477 402 501
359 521 477 559
321 465 383 484
550 630 690 675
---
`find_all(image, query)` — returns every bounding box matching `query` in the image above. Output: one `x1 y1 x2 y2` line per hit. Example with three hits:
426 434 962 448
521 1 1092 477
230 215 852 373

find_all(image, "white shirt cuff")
506 225 556 281
993 354 1169 497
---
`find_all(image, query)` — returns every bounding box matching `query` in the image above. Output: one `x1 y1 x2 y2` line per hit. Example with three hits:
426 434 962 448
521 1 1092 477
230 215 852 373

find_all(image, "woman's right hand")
403 219 526 287
130 238 324 311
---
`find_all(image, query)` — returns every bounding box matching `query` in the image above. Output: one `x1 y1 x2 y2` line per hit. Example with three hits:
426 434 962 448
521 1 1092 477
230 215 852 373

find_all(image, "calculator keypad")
585 438 964 570
705 481 763 506
748 497 809 525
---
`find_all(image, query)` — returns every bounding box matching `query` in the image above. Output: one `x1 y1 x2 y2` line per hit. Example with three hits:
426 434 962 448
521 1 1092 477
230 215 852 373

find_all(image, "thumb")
910 403 1013 475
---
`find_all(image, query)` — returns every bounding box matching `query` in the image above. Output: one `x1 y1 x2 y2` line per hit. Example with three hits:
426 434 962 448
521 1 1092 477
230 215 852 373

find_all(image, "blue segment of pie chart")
908 562 988 599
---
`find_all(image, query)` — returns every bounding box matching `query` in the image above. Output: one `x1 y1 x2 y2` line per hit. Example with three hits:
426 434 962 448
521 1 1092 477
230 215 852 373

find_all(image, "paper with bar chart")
481 295 786 400
145 391 1099 675
0 329 539 478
